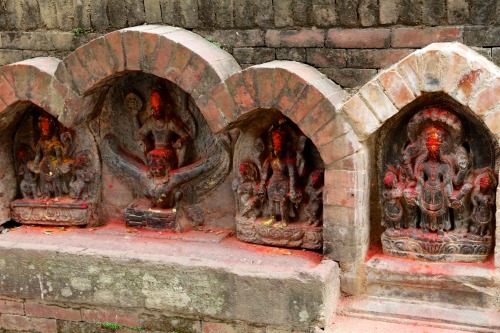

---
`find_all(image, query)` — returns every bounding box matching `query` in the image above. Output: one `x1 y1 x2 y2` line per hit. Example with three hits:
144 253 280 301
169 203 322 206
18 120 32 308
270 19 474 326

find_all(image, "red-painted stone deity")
380 108 497 262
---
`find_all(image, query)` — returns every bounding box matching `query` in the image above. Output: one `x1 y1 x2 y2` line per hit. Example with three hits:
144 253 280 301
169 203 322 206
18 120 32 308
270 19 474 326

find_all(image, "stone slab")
365 251 498 308
337 297 500 332
0 223 338 331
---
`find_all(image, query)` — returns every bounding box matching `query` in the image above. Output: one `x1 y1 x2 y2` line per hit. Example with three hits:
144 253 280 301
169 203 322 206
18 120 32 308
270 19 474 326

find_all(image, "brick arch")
333 42 500 292
197 61 349 165
0 57 75 119
55 25 241 104
341 43 500 142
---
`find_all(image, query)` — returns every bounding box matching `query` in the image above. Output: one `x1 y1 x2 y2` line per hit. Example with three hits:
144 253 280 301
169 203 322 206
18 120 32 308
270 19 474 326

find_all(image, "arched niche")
372 93 499 262
230 108 325 250
0 101 101 226
95 72 232 230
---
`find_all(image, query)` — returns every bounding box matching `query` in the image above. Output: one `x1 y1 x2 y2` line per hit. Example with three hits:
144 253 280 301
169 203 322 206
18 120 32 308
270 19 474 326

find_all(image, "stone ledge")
336 297 500 333
0 223 339 331
365 251 499 309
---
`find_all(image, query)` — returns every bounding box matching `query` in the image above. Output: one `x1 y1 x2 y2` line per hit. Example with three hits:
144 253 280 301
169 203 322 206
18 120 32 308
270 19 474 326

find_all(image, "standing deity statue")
471 170 497 236
233 160 261 219
380 107 498 262
382 168 404 232
257 127 302 223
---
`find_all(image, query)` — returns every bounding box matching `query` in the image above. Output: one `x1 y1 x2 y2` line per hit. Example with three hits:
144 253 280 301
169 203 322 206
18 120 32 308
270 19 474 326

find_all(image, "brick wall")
0 0 498 89
0 296 273 333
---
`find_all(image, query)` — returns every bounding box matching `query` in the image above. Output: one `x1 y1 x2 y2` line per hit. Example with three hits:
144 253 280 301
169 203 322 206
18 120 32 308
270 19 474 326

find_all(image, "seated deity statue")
138 90 191 183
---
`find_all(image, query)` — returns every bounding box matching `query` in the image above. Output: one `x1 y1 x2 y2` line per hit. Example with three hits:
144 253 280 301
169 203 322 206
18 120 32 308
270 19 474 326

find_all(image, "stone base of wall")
0 223 339 333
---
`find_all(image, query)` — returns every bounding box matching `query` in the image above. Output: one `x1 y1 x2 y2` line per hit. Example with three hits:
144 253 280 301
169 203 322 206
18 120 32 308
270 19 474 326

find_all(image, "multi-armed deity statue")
233 119 324 250
11 109 97 226
381 108 497 262
100 77 231 231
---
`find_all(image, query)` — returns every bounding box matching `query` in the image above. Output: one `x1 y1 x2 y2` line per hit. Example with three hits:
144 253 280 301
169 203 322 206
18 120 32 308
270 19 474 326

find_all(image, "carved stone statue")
138 90 191 183
69 151 94 201
258 126 302 224
305 170 323 227
233 160 261 219
380 108 498 262
100 84 231 231
11 109 98 227
471 169 497 236
234 118 323 250
29 115 71 199
382 168 404 232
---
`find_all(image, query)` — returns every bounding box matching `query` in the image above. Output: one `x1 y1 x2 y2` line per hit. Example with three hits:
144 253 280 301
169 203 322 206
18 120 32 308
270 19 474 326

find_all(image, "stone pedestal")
11 198 92 226
236 217 322 250
381 228 492 262
125 203 178 231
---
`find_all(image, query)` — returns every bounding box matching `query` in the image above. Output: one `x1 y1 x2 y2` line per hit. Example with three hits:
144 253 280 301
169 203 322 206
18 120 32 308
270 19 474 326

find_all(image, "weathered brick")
306 48 346 68
38 1 58 29
469 0 497 25
327 29 390 49
0 49 23 66
108 0 127 28
195 30 264 47
341 95 380 140
90 0 109 30
447 0 469 24
276 48 306 62
493 48 500 67
233 0 273 28
359 82 398 122
144 0 162 23
312 0 337 27
392 27 463 48
266 29 325 48
320 68 376 88
199 95 228 132
25 302 81 321
179 0 200 28
0 31 74 51
469 77 500 116
1 314 57 333
274 0 293 27
377 69 415 109
213 0 233 28
81 308 140 327
140 314 202 332
422 0 446 25
126 0 146 26
464 26 500 47
0 299 24 315
320 130 363 166
19 0 41 30
198 0 215 27
418 49 444 92
359 0 378 26
379 0 421 25
233 48 275 64
310 114 351 147
453 68 489 105
203 321 238 333
347 49 413 69
336 0 360 27
483 110 500 140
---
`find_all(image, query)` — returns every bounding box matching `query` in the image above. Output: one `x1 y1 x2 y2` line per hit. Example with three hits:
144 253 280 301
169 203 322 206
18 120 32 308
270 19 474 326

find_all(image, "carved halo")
407 108 463 144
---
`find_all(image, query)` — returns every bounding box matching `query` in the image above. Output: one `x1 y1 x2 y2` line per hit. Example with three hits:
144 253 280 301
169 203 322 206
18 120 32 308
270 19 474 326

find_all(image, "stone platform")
0 222 338 332
11 198 92 227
